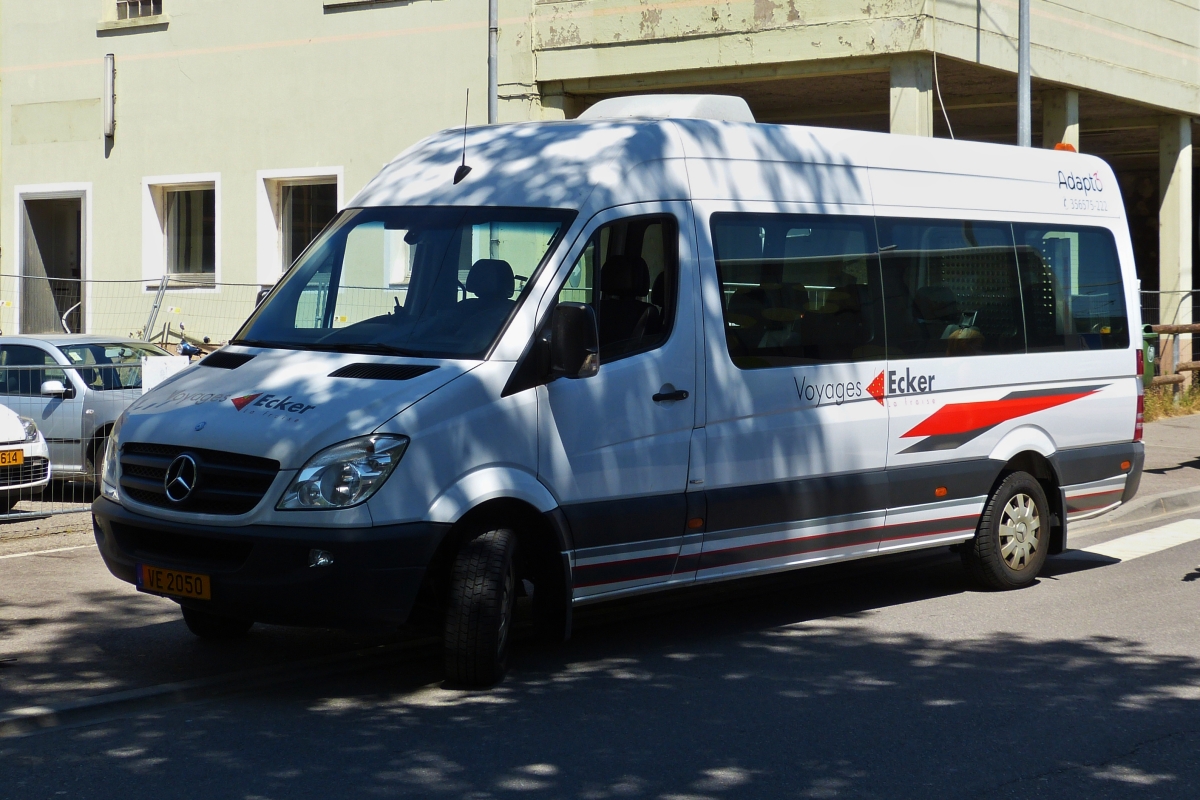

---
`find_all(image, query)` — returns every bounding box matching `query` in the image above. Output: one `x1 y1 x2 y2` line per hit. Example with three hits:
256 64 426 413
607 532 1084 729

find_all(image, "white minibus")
93 96 1144 686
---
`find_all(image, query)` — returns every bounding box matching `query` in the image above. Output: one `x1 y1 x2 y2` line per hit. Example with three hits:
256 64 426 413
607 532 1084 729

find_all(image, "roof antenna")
453 88 472 185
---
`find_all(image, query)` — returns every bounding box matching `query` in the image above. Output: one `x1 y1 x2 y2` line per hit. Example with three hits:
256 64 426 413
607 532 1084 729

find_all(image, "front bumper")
92 497 450 628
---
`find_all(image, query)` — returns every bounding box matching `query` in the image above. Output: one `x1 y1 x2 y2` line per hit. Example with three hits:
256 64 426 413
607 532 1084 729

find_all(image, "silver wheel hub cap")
999 493 1041 571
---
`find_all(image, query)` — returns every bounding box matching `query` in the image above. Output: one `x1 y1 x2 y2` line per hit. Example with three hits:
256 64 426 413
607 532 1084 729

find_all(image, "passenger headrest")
650 272 666 308
914 285 959 320
601 255 650 298
466 259 515 300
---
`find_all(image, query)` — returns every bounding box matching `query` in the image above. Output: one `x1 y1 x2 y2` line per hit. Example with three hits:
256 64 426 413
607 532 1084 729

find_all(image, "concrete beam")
890 54 934 137
1043 90 1080 150
1160 115 1193 380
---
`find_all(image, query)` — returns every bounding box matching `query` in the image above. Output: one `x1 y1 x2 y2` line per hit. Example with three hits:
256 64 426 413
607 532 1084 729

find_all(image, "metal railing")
0 274 268 349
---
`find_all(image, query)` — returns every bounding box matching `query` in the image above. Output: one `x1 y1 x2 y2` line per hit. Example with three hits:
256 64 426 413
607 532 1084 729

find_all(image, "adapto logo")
1058 170 1103 195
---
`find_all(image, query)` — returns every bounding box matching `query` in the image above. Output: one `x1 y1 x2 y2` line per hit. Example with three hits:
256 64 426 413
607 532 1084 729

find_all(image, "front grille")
0 457 48 487
110 521 253 571
119 443 279 515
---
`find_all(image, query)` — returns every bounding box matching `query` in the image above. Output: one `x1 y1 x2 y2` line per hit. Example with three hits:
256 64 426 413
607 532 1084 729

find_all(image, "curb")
0 636 438 738
1075 486 1200 530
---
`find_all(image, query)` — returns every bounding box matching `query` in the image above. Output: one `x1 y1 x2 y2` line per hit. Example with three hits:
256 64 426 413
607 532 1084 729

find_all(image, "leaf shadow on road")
3 549 1199 799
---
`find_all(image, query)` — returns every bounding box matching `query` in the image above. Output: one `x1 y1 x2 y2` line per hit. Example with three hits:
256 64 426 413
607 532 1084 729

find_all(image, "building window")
118 1 162 19
282 183 338 267
165 187 215 277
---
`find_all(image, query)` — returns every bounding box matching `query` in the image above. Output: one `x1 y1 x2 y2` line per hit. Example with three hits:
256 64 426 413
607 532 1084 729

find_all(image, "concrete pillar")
1042 90 1080 150
1159 116 1193 381
890 54 934 137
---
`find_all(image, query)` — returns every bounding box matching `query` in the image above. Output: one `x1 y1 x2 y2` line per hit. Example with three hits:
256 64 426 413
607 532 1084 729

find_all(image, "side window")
877 219 1025 358
711 213 885 368
557 215 679 362
0 346 64 396
1014 224 1129 351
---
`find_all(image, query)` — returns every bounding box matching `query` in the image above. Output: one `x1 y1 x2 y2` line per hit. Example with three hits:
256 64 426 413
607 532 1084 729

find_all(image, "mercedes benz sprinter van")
93 96 1144 686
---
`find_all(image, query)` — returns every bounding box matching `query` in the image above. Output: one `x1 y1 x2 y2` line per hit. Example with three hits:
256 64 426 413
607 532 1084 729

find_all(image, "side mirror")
41 379 68 396
549 302 599 379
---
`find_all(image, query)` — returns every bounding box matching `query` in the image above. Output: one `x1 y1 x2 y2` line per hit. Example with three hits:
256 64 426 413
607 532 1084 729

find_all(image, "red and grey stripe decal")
572 500 984 599
899 385 1108 453
1064 475 1128 520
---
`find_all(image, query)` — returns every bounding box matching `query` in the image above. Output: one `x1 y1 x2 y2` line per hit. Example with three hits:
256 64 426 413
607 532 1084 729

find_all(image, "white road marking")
0 544 93 561
1081 519 1200 562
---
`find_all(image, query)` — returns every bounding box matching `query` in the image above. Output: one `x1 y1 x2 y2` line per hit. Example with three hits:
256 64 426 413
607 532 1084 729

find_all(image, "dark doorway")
22 198 83 334
282 183 337 268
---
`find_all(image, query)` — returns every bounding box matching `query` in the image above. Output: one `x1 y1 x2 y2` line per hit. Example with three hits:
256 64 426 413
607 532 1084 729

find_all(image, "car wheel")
181 605 254 640
443 528 518 687
0 494 17 514
962 471 1051 590
88 435 109 484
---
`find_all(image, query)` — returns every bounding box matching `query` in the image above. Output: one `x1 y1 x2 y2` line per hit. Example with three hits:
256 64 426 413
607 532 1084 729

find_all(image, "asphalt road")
0 505 1198 799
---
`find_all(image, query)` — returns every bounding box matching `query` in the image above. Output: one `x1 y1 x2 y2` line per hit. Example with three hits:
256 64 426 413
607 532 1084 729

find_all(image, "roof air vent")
577 94 755 123
329 363 438 381
199 351 255 370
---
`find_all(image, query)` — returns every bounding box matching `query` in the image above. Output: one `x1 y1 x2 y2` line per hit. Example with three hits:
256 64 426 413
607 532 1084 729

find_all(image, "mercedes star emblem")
164 454 199 503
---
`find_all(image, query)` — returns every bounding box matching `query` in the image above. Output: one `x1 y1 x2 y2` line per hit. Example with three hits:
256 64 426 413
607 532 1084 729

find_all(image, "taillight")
1137 349 1144 376
1134 393 1144 442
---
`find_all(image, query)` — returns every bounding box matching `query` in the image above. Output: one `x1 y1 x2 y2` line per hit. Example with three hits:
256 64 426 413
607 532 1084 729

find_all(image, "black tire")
88 435 109 484
443 528 518 687
962 471 1051 590
181 605 253 640
0 494 17 514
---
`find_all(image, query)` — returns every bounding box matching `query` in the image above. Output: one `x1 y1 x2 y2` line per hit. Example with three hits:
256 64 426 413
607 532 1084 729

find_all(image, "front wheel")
962 471 1051 590
443 528 518 687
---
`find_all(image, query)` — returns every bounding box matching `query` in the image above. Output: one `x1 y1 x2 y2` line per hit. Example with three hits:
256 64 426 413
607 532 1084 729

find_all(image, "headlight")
19 416 38 443
277 435 409 510
101 411 127 503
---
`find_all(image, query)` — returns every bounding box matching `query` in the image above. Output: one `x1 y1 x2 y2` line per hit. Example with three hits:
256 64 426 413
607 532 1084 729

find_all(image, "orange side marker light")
934 487 948 498
687 518 705 530
1121 461 1131 471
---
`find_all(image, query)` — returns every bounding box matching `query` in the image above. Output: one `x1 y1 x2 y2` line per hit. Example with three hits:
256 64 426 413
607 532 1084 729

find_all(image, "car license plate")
137 564 211 600
0 449 24 466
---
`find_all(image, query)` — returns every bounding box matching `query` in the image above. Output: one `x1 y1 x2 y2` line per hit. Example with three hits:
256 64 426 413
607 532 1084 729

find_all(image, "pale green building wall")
0 0 489 339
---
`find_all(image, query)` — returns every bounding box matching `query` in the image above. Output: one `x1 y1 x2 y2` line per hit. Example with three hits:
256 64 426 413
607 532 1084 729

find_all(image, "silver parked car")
0 335 172 481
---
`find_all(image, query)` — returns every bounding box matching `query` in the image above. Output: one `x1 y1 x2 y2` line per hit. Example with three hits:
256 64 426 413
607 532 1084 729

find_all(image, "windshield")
235 206 576 359
58 343 171 392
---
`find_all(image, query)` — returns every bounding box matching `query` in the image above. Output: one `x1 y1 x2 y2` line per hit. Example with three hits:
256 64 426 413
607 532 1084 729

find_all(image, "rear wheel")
443 528 517 687
181 606 253 640
962 471 1050 590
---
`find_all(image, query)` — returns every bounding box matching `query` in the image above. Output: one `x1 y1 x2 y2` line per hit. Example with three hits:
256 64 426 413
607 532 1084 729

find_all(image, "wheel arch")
414 494 573 641
994 448 1066 555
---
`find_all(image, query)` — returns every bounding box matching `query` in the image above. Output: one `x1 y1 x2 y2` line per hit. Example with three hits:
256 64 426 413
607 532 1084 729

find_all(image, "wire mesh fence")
0 355 198 522
0 273 267 350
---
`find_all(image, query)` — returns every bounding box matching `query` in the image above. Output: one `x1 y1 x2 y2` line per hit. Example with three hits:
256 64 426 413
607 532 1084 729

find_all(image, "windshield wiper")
310 342 426 357
230 339 425 358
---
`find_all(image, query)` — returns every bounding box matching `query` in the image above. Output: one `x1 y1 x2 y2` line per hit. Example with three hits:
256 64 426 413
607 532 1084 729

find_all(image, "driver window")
557 215 679 363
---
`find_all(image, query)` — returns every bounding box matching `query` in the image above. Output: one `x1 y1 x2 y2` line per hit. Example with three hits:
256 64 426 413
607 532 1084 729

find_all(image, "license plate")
137 564 211 600
0 449 24 466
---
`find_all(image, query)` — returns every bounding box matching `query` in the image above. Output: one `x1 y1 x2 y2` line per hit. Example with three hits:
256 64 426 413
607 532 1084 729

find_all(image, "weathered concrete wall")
530 0 1200 115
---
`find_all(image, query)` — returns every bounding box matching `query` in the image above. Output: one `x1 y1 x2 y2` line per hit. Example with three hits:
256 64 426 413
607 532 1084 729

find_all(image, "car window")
0 345 66 396
58 343 167 392
556 215 679 363
711 213 885 368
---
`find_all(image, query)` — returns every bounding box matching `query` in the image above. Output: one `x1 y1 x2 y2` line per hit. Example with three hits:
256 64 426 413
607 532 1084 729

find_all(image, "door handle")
652 389 689 403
